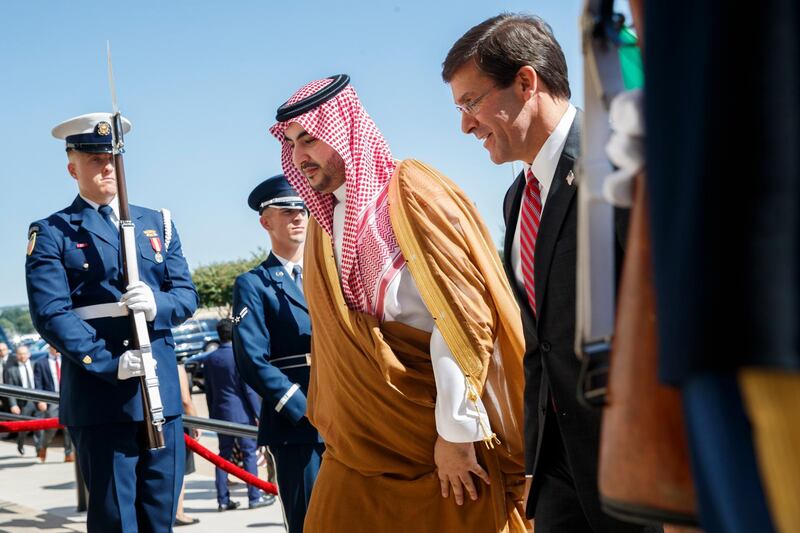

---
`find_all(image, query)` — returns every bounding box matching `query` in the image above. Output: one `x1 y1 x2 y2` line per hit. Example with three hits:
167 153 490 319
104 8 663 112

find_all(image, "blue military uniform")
26 113 199 532
203 341 269 508
233 176 323 532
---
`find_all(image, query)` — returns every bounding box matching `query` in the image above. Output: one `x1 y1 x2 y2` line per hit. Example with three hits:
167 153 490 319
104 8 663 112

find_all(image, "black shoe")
174 515 200 526
17 443 24 455
217 500 240 512
248 494 275 509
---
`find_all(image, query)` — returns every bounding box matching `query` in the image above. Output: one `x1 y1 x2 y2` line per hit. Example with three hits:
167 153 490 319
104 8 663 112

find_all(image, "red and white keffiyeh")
269 78 404 318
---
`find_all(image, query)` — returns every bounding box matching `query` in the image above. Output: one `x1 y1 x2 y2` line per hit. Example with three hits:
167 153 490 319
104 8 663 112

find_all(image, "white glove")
121 281 157 322
118 349 143 380
603 88 645 208
117 349 158 380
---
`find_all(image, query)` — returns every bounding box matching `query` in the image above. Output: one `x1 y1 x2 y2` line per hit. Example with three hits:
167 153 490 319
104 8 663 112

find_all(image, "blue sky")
0 1 584 307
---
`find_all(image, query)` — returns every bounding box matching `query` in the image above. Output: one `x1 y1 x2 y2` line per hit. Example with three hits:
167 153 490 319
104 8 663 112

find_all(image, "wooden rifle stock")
112 113 166 450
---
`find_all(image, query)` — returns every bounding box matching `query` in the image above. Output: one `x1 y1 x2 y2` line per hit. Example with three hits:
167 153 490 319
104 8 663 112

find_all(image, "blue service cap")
248 175 306 213
51 112 132 153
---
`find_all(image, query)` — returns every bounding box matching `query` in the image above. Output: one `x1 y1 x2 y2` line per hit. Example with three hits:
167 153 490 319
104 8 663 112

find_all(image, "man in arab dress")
264 74 529 532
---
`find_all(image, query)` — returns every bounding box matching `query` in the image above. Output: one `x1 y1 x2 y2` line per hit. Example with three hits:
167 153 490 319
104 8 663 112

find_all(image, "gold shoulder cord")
315 220 356 333
389 161 500 449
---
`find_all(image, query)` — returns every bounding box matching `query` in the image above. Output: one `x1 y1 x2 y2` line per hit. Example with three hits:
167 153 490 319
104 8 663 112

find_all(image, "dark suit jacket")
502 112 607 522
203 343 260 426
34 357 57 393
4 362 34 408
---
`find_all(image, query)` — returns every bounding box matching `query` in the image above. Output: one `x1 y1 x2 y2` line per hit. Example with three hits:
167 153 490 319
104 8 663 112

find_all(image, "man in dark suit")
0 342 12 415
443 14 655 533
204 317 273 511
33 345 73 462
232 175 322 533
4 345 40 455
26 112 199 532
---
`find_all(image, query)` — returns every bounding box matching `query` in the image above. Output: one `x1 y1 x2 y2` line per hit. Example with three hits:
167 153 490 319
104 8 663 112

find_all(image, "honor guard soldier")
232 175 323 532
25 113 199 532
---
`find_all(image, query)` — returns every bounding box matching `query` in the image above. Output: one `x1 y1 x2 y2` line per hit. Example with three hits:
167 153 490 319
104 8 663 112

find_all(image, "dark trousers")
682 373 776 533
533 410 660 533
216 435 260 504
37 404 72 455
271 443 324 533
70 416 184 533
16 402 41 451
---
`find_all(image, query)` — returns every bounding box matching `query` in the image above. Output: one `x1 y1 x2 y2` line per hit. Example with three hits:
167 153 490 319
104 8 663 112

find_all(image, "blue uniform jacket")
203 343 260 425
232 253 320 447
25 195 199 427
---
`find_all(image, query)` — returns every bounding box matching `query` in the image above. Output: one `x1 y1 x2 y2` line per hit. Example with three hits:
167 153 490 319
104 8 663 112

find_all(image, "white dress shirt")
48 355 61 393
273 253 304 279
18 360 34 389
511 104 576 292
331 184 491 443
81 194 121 231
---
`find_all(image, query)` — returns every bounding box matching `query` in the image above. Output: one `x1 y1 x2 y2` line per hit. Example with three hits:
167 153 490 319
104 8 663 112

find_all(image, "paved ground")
0 392 286 532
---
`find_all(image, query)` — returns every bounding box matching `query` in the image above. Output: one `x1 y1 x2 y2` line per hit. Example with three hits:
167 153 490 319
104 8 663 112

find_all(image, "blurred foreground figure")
646 2 800 532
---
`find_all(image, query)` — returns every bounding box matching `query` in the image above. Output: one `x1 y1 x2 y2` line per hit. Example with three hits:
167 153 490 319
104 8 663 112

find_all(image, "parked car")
170 318 220 361
0 324 10 349
28 338 50 362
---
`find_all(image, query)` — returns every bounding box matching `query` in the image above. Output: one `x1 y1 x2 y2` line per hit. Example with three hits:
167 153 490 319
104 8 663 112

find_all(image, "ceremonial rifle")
107 42 166 450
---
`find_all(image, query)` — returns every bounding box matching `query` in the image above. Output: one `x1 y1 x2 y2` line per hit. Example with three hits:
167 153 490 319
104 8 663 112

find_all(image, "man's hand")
117 350 157 380
37 402 47 412
10 405 20 415
434 435 490 505
121 281 157 322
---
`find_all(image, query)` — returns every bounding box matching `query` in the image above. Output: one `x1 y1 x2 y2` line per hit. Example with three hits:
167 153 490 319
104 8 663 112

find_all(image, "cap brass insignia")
82 355 92 364
95 121 112 136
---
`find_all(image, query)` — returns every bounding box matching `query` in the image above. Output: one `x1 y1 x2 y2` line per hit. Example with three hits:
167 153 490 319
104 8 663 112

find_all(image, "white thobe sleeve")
430 325 492 443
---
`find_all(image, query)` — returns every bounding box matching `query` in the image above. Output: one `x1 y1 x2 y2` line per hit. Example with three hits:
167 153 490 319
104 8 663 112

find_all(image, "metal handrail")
0 383 258 439
0 383 58 403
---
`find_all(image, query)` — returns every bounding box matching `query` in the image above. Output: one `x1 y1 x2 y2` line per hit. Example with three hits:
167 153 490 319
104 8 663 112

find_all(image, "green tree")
192 249 268 309
0 306 35 335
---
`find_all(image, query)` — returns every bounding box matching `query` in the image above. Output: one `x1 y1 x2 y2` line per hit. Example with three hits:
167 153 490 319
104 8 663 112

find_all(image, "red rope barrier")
183 434 278 495
0 417 62 432
1 417 277 496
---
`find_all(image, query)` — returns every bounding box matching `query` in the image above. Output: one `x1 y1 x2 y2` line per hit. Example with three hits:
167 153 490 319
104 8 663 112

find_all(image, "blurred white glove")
117 349 158 380
118 349 144 380
604 88 645 208
121 281 157 322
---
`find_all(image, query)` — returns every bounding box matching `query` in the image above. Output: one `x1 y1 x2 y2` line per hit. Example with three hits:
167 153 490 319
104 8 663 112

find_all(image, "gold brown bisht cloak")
303 160 528 532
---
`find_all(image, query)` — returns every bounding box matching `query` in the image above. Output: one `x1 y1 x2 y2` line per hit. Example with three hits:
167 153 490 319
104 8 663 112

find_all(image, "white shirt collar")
332 183 347 205
81 194 120 220
273 253 303 276
523 103 576 188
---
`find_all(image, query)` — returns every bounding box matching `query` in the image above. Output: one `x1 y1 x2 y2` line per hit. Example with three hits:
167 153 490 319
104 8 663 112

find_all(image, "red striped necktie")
520 169 542 315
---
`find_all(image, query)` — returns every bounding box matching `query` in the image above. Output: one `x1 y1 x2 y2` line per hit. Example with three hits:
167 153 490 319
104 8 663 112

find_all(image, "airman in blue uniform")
25 113 199 532
232 175 323 532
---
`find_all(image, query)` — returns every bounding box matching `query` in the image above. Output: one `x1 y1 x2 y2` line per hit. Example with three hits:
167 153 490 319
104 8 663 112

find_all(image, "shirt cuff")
430 326 492 443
